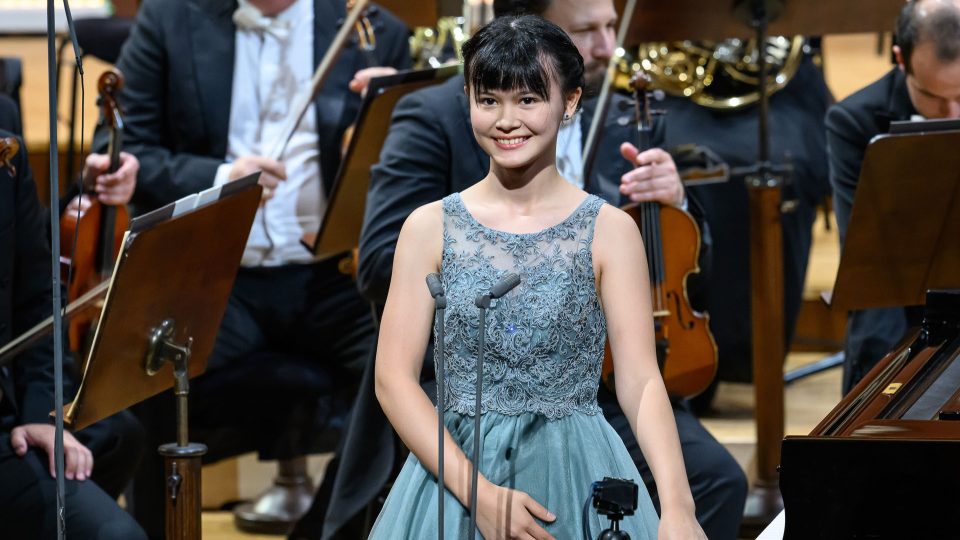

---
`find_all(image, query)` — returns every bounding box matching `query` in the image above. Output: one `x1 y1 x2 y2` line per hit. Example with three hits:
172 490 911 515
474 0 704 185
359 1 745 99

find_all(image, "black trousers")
131 260 375 539
598 386 747 540
0 411 146 540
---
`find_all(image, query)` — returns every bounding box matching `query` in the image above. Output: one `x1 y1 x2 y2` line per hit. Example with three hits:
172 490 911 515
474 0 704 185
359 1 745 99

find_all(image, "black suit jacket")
0 132 63 433
107 0 411 214
826 67 918 391
357 74 683 305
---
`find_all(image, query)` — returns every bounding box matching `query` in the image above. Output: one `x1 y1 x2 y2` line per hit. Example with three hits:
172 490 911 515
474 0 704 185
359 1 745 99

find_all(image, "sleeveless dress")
368 193 660 539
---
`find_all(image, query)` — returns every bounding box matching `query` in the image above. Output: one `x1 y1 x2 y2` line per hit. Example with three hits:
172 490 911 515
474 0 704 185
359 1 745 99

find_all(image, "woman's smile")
493 136 532 149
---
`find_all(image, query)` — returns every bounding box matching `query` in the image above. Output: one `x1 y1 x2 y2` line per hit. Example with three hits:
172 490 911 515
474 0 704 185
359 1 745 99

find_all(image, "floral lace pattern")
438 193 607 420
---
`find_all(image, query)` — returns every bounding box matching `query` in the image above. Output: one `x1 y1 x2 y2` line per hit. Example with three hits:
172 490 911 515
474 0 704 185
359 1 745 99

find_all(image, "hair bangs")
468 48 554 101
461 16 585 105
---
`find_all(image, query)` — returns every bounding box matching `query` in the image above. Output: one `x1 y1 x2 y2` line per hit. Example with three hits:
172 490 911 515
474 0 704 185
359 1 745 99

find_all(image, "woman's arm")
375 202 555 539
375 202 476 505
593 205 705 538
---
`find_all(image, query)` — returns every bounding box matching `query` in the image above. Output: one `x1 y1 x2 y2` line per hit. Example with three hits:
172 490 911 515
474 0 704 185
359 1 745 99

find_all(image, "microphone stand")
46 1 83 537
425 274 447 540
469 273 521 539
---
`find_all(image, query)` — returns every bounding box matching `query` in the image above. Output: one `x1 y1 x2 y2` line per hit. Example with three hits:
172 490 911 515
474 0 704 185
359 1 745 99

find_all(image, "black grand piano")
779 289 960 539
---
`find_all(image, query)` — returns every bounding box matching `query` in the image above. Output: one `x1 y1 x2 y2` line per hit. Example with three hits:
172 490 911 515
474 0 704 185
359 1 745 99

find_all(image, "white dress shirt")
215 0 325 267
556 113 585 189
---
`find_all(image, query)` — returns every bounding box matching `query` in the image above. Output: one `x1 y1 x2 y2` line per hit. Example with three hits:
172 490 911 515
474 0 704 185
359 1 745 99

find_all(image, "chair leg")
233 456 316 535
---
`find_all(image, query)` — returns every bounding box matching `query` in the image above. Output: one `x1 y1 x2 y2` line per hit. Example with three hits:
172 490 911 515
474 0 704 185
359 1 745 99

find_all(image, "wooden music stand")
64 174 262 540
303 64 459 260
830 125 960 312
604 0 904 533
375 0 438 29
619 0 902 45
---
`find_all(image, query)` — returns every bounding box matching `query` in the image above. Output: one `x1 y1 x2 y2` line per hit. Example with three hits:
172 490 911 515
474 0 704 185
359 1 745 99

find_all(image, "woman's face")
469 73 580 172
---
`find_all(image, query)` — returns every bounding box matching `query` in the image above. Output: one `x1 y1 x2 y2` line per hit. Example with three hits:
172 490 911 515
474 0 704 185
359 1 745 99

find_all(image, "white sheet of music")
757 510 786 540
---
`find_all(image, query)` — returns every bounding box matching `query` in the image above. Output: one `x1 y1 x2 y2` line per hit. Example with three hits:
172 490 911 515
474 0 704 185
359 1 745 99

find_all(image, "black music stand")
64 175 262 540
303 64 459 260
829 124 960 312
606 0 904 533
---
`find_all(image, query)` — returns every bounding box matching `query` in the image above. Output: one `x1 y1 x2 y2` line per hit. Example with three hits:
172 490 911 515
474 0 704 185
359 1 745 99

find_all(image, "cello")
59 68 130 352
600 72 718 398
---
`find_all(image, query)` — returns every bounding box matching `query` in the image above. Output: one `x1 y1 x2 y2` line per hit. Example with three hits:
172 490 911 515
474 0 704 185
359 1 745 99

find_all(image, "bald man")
827 0 960 392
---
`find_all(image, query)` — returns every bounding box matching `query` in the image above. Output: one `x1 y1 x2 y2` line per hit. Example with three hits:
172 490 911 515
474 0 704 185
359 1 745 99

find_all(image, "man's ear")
893 45 906 73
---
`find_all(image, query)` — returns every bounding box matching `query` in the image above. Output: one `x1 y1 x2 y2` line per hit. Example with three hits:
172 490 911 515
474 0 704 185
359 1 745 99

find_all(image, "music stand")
65 174 262 540
830 126 960 312
606 0 904 533
303 64 459 260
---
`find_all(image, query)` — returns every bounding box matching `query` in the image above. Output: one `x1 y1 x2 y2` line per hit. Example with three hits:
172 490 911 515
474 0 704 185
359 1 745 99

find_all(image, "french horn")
631 35 807 109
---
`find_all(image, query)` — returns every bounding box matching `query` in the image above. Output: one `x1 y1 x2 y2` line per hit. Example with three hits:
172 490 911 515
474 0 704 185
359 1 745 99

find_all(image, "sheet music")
756 510 786 540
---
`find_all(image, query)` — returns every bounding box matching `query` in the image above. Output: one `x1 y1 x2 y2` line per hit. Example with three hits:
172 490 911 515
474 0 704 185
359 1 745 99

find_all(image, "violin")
59 68 130 352
600 72 718 398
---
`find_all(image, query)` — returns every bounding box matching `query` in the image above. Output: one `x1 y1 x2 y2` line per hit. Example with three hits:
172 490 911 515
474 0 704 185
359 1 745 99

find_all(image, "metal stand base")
233 457 315 535
784 352 844 385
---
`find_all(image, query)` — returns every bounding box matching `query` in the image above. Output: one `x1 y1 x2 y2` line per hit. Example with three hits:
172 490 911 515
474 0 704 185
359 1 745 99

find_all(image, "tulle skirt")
368 410 659 539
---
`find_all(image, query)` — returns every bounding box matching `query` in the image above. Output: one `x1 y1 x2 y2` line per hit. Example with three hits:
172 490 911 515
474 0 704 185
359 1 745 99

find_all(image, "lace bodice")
438 193 607 419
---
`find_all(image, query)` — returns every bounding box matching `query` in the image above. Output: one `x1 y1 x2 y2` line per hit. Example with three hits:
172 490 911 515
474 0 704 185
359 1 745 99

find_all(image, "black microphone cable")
425 273 446 540
468 272 521 539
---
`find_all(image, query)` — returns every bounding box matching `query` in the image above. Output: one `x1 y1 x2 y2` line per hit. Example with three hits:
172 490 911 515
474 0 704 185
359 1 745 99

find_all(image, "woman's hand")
658 508 707 540
476 481 556 540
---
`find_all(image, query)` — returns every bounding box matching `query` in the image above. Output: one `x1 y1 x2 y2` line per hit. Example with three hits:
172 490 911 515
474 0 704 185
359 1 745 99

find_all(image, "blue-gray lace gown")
368 193 659 539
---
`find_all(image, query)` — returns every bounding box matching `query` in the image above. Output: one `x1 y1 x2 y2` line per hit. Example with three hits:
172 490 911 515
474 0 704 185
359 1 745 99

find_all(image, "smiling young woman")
368 15 706 540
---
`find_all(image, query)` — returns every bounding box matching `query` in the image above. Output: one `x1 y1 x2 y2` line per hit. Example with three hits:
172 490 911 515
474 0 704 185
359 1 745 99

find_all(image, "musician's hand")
10 424 94 481
83 151 139 206
349 66 399 97
229 155 287 203
64 194 93 217
658 508 708 540
619 143 685 207
477 481 557 539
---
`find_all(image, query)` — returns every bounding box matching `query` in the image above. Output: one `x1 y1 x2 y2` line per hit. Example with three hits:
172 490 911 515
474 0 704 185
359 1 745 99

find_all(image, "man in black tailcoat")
827 0 960 392
0 129 146 539
103 0 411 536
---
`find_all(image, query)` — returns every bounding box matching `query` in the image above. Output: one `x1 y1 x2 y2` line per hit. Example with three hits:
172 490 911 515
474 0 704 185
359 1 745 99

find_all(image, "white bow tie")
233 1 292 39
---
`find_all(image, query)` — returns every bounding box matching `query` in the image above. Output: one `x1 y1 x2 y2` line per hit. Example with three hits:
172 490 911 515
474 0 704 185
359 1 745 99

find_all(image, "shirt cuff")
679 195 689 211
213 163 233 188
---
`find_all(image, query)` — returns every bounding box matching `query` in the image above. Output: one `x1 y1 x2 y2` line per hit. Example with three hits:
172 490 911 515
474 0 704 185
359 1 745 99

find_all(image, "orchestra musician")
826 0 960 392
292 1 746 539
97 0 411 537
0 128 146 540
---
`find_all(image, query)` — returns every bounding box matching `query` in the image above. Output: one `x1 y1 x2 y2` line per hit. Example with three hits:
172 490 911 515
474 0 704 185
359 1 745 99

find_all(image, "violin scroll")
0 136 19 176
97 69 125 131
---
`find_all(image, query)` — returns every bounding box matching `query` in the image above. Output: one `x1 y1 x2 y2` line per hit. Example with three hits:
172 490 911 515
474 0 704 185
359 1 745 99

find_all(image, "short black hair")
461 15 584 106
492 0 552 17
896 0 960 73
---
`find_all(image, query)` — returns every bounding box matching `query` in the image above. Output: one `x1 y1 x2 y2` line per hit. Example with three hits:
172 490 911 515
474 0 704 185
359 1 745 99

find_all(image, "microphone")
469 272 521 539
426 272 446 308
474 272 521 308
425 273 447 540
